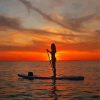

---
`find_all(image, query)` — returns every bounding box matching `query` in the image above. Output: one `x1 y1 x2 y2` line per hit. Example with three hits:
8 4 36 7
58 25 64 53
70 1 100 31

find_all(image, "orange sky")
0 51 99 61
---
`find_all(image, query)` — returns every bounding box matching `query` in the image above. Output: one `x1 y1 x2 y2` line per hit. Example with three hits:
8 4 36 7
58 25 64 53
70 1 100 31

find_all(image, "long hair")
51 43 56 53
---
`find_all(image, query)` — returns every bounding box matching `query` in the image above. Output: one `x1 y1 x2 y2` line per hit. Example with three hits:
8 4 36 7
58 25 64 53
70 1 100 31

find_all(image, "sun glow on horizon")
0 51 47 61
0 50 99 61
56 51 100 61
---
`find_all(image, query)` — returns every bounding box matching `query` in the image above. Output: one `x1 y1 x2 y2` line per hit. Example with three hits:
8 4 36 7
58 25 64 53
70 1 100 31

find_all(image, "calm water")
0 61 100 100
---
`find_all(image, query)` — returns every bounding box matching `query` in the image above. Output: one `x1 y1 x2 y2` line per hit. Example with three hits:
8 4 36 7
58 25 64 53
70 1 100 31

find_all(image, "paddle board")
18 74 84 81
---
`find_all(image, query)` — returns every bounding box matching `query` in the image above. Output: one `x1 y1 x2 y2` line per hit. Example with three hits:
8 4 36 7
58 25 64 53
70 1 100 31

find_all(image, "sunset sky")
0 0 100 61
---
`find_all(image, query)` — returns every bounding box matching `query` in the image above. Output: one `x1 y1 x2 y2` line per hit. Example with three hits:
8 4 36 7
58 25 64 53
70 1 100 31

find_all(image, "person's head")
51 43 56 52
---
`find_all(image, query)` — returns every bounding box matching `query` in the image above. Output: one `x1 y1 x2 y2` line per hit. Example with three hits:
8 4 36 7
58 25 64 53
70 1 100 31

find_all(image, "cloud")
56 40 100 52
0 25 96 52
50 12 100 32
18 0 77 31
18 0 100 33
0 15 90 47
0 37 99 52
94 30 100 39
66 13 99 32
0 6 99 53
95 30 100 34
0 14 91 38
0 15 21 30
0 15 98 51
0 28 99 52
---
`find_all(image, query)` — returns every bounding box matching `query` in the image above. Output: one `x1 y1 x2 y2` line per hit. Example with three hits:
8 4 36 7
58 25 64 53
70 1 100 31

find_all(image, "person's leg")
53 62 56 79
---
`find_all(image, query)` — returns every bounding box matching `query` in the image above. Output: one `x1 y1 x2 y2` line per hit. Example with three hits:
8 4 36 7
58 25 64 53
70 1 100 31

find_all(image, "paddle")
46 50 53 72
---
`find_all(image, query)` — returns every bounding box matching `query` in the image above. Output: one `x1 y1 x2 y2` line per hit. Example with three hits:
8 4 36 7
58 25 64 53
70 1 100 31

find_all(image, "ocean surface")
0 61 100 100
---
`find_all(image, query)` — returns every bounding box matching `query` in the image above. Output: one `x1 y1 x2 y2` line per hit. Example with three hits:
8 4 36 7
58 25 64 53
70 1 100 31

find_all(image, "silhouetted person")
47 43 56 79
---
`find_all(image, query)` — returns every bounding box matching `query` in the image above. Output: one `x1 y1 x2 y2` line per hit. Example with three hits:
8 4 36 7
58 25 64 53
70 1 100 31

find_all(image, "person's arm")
46 49 51 53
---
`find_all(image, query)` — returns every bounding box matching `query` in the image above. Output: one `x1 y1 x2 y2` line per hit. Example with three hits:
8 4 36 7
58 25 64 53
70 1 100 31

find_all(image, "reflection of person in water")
51 79 58 100
47 43 56 79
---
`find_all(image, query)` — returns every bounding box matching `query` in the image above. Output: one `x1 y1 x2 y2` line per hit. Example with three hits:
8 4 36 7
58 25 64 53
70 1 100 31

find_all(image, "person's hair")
51 43 56 53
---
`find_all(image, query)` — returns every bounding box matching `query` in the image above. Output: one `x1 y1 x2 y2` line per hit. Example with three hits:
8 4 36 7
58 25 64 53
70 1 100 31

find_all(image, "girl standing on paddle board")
47 43 56 79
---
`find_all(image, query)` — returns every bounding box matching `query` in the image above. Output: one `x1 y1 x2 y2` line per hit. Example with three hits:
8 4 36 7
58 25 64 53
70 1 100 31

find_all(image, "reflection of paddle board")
18 74 84 81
